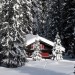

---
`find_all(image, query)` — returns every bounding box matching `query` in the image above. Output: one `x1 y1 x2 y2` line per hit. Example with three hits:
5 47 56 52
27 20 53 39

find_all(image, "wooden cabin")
26 41 53 58
25 34 54 59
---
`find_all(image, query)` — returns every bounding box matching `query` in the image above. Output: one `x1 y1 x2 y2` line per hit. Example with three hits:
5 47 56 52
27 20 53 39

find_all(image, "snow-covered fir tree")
21 0 33 34
52 32 65 60
0 0 29 67
31 40 42 61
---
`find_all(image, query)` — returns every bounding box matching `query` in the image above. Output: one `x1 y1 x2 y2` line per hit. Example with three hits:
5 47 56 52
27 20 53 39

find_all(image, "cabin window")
31 44 44 50
31 45 34 49
40 44 44 49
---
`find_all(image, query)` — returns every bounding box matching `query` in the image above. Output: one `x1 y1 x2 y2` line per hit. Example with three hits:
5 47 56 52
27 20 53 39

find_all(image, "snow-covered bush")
32 50 42 61
31 40 42 61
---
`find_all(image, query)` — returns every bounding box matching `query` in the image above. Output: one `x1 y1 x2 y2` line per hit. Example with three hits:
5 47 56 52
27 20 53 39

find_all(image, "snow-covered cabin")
25 34 65 58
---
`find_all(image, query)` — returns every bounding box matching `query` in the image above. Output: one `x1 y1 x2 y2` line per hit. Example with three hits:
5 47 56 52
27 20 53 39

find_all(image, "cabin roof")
25 34 54 46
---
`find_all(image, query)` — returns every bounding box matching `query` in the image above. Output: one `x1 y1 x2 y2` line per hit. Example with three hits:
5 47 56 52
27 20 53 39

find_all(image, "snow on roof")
25 34 54 46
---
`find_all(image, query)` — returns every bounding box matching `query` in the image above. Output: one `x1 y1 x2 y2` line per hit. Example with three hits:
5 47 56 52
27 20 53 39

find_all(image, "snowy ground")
0 58 75 75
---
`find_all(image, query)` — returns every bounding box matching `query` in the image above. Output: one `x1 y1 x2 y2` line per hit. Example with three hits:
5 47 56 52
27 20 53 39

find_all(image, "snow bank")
0 59 75 75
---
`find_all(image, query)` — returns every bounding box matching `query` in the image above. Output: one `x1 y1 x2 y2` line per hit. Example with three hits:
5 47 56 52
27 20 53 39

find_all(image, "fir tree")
52 32 65 60
0 0 27 67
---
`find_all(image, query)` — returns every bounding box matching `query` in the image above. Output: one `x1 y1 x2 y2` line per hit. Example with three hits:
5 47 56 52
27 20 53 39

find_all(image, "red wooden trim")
41 52 49 57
